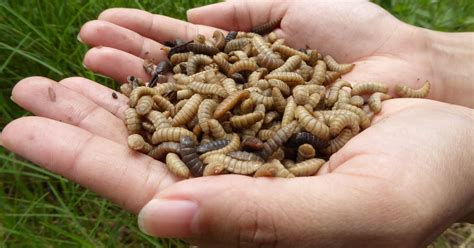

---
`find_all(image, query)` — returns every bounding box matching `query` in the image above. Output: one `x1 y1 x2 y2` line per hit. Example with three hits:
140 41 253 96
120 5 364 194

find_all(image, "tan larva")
151 127 196 144
152 95 175 115
224 38 250 53
212 30 226 51
230 112 264 129
268 79 291 96
135 95 154 115
129 87 159 107
323 55 355 74
252 35 284 70
213 90 250 119
272 55 302 73
333 103 371 129
170 52 193 65
197 99 218 135
248 67 268 83
254 159 295 178
174 99 188 114
146 110 172 130
230 50 249 61
296 62 313 81
213 53 232 75
240 97 255 114
257 129 276 141
207 119 228 140
264 111 280 124
325 71 342 84
203 153 263 175
307 93 322 109
281 96 297 126
293 84 326 105
272 44 310 61
351 82 389 96
142 121 156 133
306 49 320 67
240 104 265 138
395 81 431 98
349 95 364 107
272 87 287 113
265 72 305 86
250 91 274 109
282 159 296 169
335 89 351 105
228 151 264 162
186 54 214 75
322 128 354 154
325 79 352 107
221 78 238 95
124 108 142 134
188 81 228 98
171 94 202 126
165 153 191 178
368 92 391 113
296 144 316 162
259 120 298 160
120 83 133 97
200 133 240 159
128 134 152 153
177 89 194 100
203 162 227 176
315 110 360 136
288 158 325 176
228 60 258 75
262 88 272 97
148 142 180 160
295 106 330 140
308 60 327 85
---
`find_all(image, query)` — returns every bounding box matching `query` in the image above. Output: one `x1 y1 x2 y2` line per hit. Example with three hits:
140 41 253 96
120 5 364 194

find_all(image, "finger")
137 175 416 247
83 46 150 83
98 8 224 42
79 20 167 62
59 77 129 120
11 77 127 144
0 117 177 213
187 1 288 32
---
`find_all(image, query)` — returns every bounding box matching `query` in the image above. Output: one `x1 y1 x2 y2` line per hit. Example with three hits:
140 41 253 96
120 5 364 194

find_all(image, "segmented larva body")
241 104 265 139
213 53 232 75
203 153 263 175
142 121 156 133
212 30 226 50
180 136 204 177
200 133 240 159
207 119 228 140
196 139 230 154
288 158 325 176
351 82 389 96
296 143 316 162
322 129 354 154
296 62 313 81
129 87 159 107
186 54 214 75
230 50 249 61
272 55 302 73
241 136 264 152
203 162 226 176
170 52 193 65
154 82 177 95
335 89 351 105
258 129 276 141
253 35 284 70
268 79 291 96
186 43 219 57
124 108 142 134
325 71 342 84
147 142 180 160
221 78 238 95
228 59 258 75
264 111 280 124
228 151 264 162
128 134 152 153
281 96 296 126
266 32 278 43
225 31 238 42
333 103 371 129
151 127 196 144
368 92 391 113
177 89 194 100
315 110 360 136
259 120 298 160
254 159 295 178
308 60 327 85
323 55 355 74
135 95 154 115
240 97 255 114
282 159 296 169
288 131 329 150
120 83 133 97
251 19 281 35
152 95 175 115
174 99 188 114
306 49 320 66
350 95 365 107
295 106 330 140
248 68 268 83
146 110 171 129
230 112 264 129
171 94 203 126
197 99 218 135
189 81 228 98
272 44 310 61
325 80 352 106
307 93 322 109
262 88 272 97
395 81 430 98
224 39 250 53
231 72 246 84
250 91 274 109
293 85 325 105
165 153 191 178
265 72 305 86
213 90 250 119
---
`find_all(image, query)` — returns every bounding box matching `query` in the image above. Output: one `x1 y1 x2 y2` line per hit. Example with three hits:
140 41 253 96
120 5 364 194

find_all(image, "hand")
78 0 473 107
2 77 473 247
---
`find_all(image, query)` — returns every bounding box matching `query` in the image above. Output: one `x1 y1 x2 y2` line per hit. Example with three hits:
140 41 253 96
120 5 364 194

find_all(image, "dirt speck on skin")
48 87 56 102
112 92 118 99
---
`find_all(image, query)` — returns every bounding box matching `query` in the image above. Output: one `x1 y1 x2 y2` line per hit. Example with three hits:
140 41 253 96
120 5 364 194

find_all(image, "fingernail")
77 34 84 44
0 132 3 147
82 63 89 70
10 96 16 104
138 199 198 237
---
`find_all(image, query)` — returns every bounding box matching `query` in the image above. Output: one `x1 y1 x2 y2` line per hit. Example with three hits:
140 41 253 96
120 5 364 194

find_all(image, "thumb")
136 174 412 247
186 0 288 31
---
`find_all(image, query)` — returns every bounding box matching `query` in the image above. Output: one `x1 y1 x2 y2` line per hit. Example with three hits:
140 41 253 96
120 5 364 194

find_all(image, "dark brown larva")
241 136 265 152
225 31 238 43
148 142 180 160
187 43 220 56
259 120 298 160
196 139 230 154
251 19 282 35
180 136 204 177
287 131 329 150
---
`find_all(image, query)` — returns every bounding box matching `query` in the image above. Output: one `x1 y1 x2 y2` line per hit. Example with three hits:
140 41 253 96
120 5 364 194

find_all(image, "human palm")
2 0 473 247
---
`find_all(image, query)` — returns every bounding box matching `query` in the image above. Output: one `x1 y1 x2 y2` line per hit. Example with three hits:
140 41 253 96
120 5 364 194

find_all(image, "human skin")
1 0 474 247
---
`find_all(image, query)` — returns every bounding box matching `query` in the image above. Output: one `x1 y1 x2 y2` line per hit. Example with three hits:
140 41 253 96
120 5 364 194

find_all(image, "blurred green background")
0 0 473 247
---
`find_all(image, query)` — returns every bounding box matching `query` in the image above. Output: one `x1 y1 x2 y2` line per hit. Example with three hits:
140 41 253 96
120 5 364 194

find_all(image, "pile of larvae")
120 20 430 178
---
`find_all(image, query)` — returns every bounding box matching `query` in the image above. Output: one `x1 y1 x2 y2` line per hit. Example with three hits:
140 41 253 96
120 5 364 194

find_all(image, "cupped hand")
78 0 443 101
2 76 473 247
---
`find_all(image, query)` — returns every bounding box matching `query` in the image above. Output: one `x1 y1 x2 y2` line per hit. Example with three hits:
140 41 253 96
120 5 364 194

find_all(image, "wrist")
422 28 474 107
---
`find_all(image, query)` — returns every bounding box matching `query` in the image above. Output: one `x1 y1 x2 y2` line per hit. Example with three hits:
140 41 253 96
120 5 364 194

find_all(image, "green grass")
0 0 473 247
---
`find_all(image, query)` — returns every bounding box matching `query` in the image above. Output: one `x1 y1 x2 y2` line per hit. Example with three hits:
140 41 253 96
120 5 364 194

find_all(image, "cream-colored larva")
166 153 191 178
368 92 391 113
395 81 430 98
